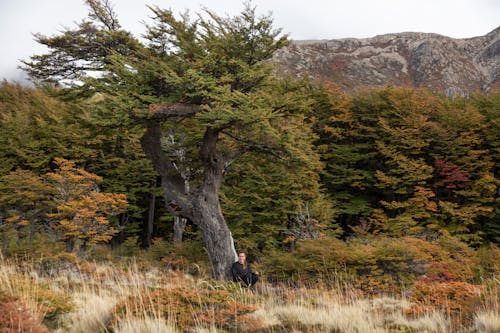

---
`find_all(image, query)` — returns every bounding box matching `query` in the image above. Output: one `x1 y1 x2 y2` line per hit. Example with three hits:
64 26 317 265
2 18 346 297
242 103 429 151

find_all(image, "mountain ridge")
273 27 500 95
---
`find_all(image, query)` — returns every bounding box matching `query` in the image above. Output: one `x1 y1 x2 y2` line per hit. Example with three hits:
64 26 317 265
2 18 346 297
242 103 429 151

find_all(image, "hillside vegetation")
0 248 498 332
0 1 498 332
0 81 498 333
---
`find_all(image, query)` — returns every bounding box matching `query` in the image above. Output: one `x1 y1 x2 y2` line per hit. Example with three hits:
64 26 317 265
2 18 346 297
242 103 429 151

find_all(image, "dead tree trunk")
173 216 187 243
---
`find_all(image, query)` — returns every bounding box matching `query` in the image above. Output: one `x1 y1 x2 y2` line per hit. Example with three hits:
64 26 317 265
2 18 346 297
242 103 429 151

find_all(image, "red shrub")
407 280 484 326
0 292 49 333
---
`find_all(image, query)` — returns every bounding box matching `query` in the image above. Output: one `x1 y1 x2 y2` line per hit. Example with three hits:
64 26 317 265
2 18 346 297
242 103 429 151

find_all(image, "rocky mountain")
273 27 500 95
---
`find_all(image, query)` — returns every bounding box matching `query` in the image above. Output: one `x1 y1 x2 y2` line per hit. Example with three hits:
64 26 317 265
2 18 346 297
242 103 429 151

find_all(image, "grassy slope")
0 254 498 333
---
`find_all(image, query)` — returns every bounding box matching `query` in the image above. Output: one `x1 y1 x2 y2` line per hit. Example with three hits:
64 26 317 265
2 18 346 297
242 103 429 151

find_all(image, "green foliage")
0 82 85 175
222 151 337 254
263 236 481 293
314 86 499 244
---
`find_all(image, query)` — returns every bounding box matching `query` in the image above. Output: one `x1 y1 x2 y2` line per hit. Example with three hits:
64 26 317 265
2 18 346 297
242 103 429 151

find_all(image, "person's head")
237 252 246 265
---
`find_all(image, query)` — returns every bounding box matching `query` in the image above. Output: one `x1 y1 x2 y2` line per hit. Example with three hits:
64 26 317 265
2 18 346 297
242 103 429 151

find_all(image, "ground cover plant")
0 241 498 333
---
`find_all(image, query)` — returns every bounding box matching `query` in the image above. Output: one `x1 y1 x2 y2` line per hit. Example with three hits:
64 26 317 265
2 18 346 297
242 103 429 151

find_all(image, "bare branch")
86 0 121 31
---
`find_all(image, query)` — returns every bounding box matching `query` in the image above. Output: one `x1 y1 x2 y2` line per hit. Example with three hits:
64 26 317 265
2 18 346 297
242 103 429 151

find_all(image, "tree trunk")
29 220 35 250
142 180 156 248
141 122 238 280
65 238 76 253
173 216 187 243
110 213 127 248
78 240 88 259
193 188 237 279
2 231 8 254
192 128 238 279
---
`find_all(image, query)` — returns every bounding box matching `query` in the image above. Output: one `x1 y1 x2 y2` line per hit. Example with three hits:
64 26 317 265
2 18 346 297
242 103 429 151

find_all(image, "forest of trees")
0 1 498 280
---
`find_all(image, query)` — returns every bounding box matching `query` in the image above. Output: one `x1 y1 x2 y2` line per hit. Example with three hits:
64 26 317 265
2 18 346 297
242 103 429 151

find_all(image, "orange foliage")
113 285 260 331
47 158 127 249
0 292 49 333
408 281 484 326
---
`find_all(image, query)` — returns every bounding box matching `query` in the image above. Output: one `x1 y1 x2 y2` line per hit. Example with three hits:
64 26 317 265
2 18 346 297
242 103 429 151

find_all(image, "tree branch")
221 130 285 159
147 102 201 120
140 121 193 219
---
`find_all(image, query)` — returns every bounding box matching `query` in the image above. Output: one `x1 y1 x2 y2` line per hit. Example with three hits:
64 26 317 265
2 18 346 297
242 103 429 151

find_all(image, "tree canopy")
22 0 329 279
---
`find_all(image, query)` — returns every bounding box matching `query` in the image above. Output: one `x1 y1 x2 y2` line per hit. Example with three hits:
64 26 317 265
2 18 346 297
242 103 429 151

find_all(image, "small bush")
113 284 260 332
111 236 142 258
263 236 479 293
407 280 484 326
34 252 79 277
153 239 208 275
0 291 49 333
4 259 74 328
474 244 500 280
32 287 73 328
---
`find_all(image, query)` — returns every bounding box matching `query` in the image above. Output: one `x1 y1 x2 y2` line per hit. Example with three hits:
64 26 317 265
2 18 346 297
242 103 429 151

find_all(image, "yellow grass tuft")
115 316 177 333
474 311 500 333
66 292 117 333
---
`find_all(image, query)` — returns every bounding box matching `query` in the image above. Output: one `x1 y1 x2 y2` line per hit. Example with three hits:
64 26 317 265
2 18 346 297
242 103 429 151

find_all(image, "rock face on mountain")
273 27 500 95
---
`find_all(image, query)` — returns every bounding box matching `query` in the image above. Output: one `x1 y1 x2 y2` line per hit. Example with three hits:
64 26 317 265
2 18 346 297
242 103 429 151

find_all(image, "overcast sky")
1 0 499 83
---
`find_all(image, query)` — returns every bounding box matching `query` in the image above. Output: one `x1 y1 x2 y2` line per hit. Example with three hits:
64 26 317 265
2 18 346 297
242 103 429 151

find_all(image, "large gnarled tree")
23 0 319 279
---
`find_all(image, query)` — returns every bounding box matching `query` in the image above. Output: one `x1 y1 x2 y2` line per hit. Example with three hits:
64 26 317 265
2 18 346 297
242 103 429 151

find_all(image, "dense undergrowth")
0 235 498 332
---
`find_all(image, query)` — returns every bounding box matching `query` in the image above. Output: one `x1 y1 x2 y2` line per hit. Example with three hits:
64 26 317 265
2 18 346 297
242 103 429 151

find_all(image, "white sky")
0 0 499 83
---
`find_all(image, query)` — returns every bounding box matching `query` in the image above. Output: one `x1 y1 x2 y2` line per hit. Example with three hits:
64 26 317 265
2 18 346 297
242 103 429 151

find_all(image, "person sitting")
231 252 259 287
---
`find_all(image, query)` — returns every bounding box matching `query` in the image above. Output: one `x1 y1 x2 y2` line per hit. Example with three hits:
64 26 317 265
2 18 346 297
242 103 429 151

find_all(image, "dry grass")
0 255 498 332
115 316 177 333
474 311 500 333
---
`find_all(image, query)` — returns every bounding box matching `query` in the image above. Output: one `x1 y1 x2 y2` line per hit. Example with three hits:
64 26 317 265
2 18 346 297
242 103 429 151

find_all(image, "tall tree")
316 86 498 243
46 158 128 253
0 80 156 249
23 1 319 279
0 82 86 175
0 169 52 250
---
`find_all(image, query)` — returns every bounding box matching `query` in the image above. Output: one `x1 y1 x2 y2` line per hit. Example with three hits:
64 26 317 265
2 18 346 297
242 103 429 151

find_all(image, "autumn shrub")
474 244 500 280
150 238 209 275
31 287 73 328
34 252 79 277
4 275 74 329
112 284 260 332
0 291 49 333
407 280 484 326
263 235 479 293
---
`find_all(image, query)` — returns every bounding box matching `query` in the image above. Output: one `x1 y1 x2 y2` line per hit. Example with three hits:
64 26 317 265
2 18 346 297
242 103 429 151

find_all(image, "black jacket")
231 262 255 285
